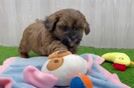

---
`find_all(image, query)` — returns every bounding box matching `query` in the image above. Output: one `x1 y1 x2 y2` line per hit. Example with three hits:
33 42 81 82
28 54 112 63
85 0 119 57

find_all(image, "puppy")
19 9 90 58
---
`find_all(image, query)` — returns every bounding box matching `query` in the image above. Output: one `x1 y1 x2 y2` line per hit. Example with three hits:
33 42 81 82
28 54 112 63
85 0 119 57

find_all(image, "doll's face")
41 54 88 86
114 56 130 66
46 50 71 71
46 58 64 71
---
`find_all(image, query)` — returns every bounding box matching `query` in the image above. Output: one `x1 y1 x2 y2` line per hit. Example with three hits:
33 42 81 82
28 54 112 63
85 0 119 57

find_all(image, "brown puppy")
19 9 90 58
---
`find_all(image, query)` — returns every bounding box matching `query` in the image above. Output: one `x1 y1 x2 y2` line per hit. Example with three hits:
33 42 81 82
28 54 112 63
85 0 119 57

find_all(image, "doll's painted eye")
54 59 59 63
47 58 64 71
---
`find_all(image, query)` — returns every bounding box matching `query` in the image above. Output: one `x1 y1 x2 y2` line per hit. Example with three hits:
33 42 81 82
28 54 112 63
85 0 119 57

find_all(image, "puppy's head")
44 9 90 48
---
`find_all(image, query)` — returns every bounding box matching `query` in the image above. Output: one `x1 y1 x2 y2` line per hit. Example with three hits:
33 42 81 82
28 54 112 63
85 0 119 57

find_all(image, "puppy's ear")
84 22 90 35
44 15 59 31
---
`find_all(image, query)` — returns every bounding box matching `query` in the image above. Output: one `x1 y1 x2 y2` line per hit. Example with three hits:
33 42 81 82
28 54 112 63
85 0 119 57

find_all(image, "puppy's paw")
20 52 29 58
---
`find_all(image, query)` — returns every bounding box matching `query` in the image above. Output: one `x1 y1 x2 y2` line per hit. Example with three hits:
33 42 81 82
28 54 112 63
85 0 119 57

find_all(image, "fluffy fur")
19 9 90 58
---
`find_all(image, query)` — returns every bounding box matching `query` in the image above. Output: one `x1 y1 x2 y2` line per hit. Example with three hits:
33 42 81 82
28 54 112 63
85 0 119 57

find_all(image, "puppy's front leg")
45 41 68 55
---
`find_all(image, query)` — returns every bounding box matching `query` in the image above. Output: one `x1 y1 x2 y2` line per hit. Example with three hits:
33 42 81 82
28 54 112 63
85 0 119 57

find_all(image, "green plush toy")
102 52 134 71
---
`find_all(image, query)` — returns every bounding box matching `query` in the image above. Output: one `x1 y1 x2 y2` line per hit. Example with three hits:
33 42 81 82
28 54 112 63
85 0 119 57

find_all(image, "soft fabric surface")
0 54 130 88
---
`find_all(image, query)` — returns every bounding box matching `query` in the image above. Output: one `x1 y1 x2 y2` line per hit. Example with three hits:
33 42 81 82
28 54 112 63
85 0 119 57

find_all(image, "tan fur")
19 9 90 58
19 20 67 57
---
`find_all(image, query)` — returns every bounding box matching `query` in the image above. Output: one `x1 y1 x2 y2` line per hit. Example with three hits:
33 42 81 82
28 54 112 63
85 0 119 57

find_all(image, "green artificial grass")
0 45 134 87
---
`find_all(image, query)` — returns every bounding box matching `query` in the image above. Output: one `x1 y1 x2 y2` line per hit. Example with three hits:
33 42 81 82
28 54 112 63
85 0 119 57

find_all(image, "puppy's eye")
64 27 69 32
58 25 63 29
58 25 66 29
58 25 69 32
74 26 82 30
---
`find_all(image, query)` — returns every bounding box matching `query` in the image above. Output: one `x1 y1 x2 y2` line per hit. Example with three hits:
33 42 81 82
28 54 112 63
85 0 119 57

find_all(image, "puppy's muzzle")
61 35 81 48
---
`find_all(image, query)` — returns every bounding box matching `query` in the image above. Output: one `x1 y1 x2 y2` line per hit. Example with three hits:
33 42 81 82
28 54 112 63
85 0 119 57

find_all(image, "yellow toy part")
102 52 134 67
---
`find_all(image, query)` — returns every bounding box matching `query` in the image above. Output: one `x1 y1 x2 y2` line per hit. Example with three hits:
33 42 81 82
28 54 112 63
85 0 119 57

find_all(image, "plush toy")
102 52 134 71
24 50 93 88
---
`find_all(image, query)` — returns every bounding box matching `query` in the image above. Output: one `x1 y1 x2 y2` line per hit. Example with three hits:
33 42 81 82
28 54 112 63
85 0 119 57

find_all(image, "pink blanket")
0 54 130 88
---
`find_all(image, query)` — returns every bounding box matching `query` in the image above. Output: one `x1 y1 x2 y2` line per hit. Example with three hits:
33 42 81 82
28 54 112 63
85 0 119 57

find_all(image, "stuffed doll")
102 52 134 71
23 50 93 88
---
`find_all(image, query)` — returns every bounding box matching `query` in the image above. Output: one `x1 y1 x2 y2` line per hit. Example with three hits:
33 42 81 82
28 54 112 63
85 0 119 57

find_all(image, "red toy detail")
113 63 126 71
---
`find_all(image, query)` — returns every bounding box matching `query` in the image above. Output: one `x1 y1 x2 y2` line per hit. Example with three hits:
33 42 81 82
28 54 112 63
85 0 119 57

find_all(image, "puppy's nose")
70 35 77 40
69 38 81 47
70 42 75 47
